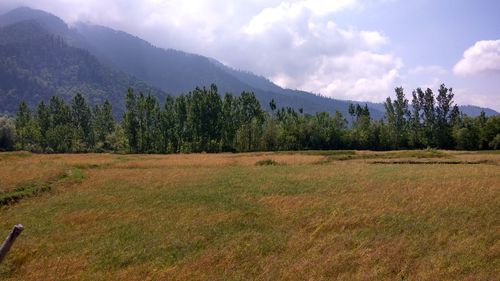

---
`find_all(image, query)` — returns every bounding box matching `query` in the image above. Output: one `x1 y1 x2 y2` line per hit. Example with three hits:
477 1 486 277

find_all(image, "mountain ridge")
0 18 164 115
0 6 497 118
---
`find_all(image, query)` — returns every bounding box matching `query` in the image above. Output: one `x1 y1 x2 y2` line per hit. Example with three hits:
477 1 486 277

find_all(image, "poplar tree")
71 93 93 150
123 88 139 152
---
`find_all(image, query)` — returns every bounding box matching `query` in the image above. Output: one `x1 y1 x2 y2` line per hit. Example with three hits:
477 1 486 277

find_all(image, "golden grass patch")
0 150 499 280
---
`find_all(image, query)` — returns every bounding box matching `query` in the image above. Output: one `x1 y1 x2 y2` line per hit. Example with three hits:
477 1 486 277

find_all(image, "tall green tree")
123 88 139 152
384 87 409 148
419 88 436 147
93 100 115 150
236 91 264 151
408 89 423 148
435 84 456 148
36 101 50 150
221 93 240 151
71 93 94 150
45 96 72 152
10 83 493 153
160 95 177 153
15 100 40 150
175 94 190 152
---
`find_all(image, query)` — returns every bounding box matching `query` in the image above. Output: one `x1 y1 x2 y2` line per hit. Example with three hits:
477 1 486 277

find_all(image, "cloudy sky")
1 0 500 110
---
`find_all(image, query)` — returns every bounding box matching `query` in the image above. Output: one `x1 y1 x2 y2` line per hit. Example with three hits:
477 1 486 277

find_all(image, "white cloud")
243 0 357 35
454 40 500 76
312 52 402 101
231 1 401 102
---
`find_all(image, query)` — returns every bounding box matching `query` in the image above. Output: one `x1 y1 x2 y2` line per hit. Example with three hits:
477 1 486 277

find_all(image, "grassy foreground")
0 151 499 280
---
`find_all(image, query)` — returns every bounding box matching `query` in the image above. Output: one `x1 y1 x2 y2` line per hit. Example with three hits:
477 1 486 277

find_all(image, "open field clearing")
0 151 499 280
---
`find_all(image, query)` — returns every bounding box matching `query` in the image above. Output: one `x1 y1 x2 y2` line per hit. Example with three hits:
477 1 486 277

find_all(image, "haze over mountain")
0 7 498 118
0 7 164 114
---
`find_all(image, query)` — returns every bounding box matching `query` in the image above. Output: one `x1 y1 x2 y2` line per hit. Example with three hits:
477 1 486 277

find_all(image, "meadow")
0 150 499 280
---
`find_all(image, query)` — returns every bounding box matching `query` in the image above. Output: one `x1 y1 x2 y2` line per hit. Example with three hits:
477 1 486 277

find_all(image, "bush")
0 116 16 151
489 134 500 150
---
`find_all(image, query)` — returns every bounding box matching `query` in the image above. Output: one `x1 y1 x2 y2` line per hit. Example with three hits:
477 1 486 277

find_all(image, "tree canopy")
10 84 500 153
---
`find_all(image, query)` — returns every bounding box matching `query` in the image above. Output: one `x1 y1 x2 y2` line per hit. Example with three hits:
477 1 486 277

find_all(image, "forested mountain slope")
0 7 497 118
0 19 163 115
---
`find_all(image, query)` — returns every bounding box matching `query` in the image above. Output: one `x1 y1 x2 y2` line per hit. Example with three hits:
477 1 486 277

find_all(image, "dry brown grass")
0 150 499 280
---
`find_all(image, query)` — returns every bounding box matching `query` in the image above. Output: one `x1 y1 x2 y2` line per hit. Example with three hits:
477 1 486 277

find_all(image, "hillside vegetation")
0 20 163 115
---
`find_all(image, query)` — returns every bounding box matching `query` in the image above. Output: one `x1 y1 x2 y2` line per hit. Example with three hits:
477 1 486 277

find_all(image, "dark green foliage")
123 88 139 152
221 93 239 151
187 85 224 152
15 94 115 152
160 96 177 153
0 116 16 150
384 87 410 148
71 93 94 150
435 85 456 148
93 100 115 150
480 116 500 149
453 116 480 150
14 100 40 150
12 83 500 153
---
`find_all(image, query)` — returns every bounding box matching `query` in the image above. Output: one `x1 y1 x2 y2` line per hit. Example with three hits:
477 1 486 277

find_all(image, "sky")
1 0 500 110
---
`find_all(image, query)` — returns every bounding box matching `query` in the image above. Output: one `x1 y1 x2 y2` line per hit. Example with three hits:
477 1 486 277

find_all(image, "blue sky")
338 0 500 70
332 0 500 109
1 0 499 110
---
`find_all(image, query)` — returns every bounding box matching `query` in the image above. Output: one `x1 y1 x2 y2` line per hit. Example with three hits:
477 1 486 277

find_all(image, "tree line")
1 84 499 152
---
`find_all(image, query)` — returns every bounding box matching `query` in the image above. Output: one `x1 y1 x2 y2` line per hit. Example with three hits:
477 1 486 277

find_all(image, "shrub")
256 159 279 166
0 116 16 151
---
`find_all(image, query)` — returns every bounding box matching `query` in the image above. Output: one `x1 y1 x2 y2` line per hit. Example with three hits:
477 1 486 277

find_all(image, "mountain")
0 6 67 35
0 18 164 115
457 105 498 117
75 22 374 118
0 7 497 118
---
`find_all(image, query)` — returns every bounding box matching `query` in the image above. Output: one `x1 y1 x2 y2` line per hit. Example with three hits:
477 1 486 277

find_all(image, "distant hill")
0 7 497 118
363 99 498 117
457 105 498 117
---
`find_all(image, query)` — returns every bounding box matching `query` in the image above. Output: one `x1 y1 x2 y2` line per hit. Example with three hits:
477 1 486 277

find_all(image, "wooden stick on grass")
0 224 24 264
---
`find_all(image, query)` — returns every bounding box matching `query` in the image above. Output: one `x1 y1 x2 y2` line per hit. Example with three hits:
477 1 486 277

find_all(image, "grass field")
0 150 499 280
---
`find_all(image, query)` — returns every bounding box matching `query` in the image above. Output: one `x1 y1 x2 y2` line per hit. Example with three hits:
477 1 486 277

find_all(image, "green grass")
60 167 85 182
0 167 85 206
0 182 51 206
255 159 280 166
